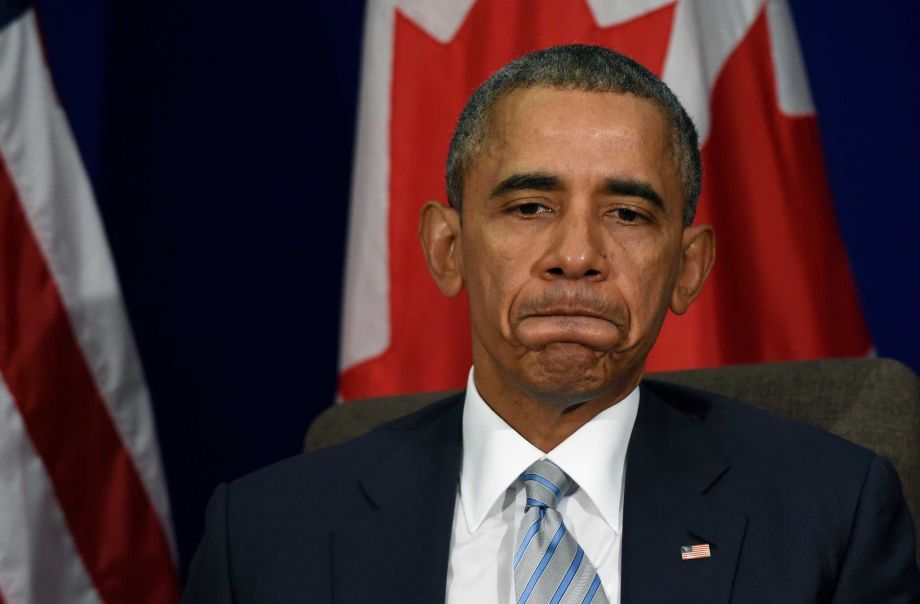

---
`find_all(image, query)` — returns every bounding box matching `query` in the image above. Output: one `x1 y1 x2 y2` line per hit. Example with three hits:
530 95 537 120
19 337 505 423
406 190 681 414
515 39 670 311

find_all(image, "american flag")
681 544 712 560
0 2 179 602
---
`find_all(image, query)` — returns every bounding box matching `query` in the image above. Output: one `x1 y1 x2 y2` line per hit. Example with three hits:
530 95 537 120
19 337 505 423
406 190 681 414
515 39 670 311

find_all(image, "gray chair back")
305 358 920 559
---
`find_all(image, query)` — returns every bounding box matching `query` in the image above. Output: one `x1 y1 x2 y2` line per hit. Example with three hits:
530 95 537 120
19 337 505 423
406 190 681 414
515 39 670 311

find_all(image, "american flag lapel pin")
680 543 711 560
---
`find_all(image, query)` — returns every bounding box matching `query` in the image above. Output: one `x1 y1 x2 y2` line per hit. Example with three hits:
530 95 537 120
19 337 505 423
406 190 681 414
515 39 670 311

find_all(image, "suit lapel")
621 383 747 603
331 395 463 604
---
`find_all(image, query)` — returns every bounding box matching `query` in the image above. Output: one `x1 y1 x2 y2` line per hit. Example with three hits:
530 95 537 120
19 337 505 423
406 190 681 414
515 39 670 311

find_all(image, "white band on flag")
340 0 397 373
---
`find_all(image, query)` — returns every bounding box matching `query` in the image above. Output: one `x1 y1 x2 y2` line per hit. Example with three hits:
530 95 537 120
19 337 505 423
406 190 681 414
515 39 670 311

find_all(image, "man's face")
454 87 697 406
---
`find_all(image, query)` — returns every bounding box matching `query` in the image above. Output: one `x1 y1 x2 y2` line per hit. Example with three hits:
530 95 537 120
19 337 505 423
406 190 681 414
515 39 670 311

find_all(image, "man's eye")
512 203 551 216
612 208 643 223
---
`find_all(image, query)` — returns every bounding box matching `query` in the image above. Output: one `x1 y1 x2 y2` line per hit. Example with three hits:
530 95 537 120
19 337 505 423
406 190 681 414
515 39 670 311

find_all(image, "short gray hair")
445 44 702 226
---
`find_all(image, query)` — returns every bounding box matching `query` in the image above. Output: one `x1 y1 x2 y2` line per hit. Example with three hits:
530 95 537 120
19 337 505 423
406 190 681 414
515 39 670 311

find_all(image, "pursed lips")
519 307 616 323
509 294 628 350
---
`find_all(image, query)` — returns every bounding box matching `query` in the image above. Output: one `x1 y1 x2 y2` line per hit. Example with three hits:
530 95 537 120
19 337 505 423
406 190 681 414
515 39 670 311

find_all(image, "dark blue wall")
31 0 920 578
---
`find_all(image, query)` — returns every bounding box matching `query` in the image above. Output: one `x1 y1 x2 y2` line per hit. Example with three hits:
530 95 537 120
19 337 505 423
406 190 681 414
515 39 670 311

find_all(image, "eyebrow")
488 172 666 211
601 178 666 210
488 172 563 198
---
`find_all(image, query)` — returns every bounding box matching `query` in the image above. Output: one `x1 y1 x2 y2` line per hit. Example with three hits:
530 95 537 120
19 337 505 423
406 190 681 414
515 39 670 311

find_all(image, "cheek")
613 238 679 323
465 242 510 312
464 237 522 327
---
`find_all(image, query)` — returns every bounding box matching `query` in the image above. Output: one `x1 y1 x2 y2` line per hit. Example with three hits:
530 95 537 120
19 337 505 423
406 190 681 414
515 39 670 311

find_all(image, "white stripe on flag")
0 10 175 559
0 376 103 604
339 0 399 373
765 0 815 115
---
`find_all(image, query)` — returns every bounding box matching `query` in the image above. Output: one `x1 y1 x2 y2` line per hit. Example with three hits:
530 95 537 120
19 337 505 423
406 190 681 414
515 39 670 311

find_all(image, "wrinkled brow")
489 172 562 198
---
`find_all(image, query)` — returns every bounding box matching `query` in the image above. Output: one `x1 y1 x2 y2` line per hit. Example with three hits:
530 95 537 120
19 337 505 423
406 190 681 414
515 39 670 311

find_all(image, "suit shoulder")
642 378 876 469
225 392 464 512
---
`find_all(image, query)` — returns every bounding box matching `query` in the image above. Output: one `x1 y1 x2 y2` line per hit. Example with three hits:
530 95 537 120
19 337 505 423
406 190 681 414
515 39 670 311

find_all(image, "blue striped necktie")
513 459 609 604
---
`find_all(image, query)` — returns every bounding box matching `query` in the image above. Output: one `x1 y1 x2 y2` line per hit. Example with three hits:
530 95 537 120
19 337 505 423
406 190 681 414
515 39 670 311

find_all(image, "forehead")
491 85 668 132
470 87 678 199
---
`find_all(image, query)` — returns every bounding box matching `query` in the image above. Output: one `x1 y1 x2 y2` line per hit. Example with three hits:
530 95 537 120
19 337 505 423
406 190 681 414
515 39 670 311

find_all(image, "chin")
517 343 615 403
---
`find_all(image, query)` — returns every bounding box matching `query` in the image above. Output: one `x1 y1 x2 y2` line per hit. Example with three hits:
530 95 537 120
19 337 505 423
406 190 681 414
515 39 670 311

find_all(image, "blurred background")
3 0 918 596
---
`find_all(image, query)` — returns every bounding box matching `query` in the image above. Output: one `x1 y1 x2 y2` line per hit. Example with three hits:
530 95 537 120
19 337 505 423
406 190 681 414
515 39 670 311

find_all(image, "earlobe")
418 201 465 297
670 224 716 315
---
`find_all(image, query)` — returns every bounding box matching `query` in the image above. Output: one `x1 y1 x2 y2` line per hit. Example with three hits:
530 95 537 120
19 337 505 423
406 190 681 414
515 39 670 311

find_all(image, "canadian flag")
339 0 871 401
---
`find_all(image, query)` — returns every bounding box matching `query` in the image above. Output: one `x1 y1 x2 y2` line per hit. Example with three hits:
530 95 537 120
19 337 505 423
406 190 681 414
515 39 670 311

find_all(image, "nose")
535 207 608 281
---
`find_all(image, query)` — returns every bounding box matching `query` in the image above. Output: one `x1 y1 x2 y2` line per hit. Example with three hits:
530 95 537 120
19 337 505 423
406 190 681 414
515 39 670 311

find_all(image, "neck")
472 367 642 452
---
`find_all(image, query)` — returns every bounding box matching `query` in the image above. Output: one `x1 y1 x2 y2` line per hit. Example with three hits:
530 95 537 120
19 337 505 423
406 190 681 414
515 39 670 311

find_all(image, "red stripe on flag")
0 157 180 601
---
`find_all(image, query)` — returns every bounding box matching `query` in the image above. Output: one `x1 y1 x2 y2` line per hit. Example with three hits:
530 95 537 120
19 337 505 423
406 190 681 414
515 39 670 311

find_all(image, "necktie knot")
514 459 608 603
521 459 572 510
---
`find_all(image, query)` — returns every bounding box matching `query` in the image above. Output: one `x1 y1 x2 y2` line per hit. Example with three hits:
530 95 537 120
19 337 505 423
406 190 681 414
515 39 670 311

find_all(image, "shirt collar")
459 367 640 533
547 385 639 532
460 369 543 531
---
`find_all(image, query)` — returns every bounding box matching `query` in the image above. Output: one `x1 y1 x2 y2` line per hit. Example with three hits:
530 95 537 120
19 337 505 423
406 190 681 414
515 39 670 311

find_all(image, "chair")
305 358 920 559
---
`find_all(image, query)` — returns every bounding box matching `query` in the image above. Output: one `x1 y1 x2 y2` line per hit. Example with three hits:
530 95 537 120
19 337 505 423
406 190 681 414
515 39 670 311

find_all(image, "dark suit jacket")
183 381 920 603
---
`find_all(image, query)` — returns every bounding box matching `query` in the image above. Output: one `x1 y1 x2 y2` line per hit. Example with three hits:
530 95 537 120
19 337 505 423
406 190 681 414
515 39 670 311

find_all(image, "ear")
418 201 464 297
670 224 715 315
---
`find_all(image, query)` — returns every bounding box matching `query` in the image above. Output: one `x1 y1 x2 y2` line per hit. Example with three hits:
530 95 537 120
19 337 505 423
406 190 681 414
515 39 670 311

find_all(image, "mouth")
521 307 613 322
514 307 622 350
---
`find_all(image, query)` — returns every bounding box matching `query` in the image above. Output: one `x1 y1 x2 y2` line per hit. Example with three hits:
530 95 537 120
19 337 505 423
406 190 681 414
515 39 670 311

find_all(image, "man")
184 45 920 602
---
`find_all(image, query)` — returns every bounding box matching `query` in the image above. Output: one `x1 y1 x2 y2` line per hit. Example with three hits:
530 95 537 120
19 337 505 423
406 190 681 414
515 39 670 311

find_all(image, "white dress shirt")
445 369 640 604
